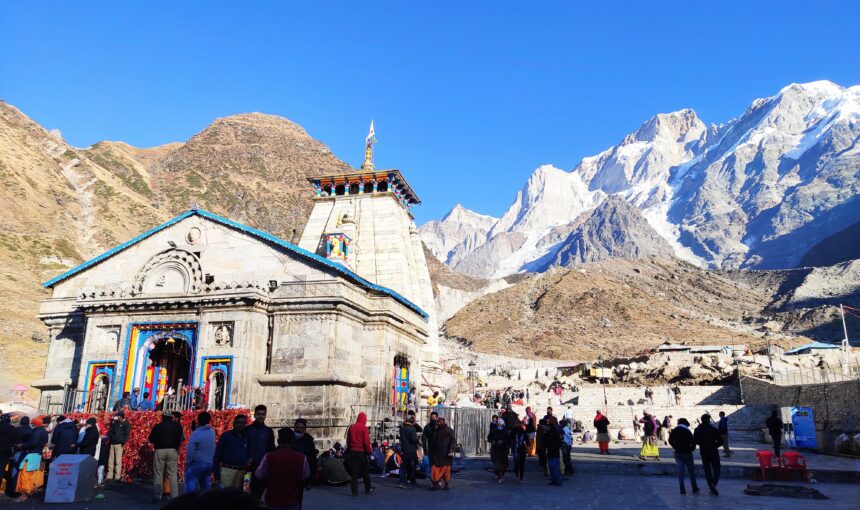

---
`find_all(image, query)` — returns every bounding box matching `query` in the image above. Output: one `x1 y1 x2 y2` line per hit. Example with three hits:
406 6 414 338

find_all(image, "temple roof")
307 169 421 205
42 208 428 320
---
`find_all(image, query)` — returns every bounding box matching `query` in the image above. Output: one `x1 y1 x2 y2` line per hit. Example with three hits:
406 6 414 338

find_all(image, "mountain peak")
192 112 313 145
630 108 704 144
441 203 497 225
777 80 844 97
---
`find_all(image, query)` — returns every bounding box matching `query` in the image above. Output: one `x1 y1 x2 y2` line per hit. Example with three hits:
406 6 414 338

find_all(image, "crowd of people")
0 389 795 505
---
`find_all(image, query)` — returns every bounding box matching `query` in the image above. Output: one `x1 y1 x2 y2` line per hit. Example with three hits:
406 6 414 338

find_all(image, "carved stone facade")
34 209 429 445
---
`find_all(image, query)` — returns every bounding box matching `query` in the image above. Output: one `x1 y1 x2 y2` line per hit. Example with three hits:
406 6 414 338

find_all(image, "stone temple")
33 128 438 442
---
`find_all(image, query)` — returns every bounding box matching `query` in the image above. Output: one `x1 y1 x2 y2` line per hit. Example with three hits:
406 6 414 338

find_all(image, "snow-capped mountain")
419 204 497 266
419 80 860 277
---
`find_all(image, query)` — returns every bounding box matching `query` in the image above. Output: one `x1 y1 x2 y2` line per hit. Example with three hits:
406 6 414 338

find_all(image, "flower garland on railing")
59 409 248 481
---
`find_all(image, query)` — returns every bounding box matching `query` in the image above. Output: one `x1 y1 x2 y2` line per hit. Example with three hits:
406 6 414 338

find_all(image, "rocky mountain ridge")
420 81 860 277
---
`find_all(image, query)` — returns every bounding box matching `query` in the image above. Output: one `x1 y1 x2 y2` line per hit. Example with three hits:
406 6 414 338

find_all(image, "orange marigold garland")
59 409 248 481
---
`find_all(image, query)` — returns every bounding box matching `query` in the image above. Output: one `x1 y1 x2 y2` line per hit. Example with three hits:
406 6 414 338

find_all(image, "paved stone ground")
8 457 858 510
568 441 859 474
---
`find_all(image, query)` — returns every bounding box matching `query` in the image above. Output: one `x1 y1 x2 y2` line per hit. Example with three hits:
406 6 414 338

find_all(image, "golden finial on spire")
361 119 377 170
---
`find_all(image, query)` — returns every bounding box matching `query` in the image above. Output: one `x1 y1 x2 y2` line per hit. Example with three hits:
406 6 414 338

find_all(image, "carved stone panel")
211 322 234 347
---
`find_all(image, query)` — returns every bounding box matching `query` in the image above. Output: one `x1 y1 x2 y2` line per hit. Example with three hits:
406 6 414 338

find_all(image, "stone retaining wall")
740 376 860 453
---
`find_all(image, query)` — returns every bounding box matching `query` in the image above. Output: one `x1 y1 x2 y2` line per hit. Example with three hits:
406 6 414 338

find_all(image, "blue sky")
2 1 859 225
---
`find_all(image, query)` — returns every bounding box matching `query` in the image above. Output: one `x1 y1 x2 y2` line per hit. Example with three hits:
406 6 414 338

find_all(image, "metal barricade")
349 404 497 456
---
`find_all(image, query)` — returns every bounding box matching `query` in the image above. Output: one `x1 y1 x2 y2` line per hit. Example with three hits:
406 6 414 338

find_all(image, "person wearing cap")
108 410 131 481
255 427 309 510
148 410 185 502
76 417 99 457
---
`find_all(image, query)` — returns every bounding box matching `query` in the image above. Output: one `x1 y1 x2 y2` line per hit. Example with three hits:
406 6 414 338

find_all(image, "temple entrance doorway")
144 335 192 407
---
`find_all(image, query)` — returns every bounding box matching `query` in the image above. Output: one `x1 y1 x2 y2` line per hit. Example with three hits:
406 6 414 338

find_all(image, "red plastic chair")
755 450 784 481
781 451 809 481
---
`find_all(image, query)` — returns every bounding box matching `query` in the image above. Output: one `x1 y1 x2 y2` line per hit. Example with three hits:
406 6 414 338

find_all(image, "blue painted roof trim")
43 209 429 320
784 341 840 354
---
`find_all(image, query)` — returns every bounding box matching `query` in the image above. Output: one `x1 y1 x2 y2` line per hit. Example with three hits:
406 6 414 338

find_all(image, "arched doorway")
207 370 227 410
144 334 193 408
91 374 110 413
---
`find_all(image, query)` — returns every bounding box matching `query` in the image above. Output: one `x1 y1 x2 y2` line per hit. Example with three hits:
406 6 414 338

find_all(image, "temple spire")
361 119 377 170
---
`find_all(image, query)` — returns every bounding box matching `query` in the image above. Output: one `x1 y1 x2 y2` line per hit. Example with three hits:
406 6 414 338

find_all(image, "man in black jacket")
398 417 419 488
693 413 723 496
148 411 185 502
765 410 784 457
292 419 317 486
77 417 100 456
108 411 131 481
50 416 78 457
0 415 18 497
246 405 274 500
668 417 699 495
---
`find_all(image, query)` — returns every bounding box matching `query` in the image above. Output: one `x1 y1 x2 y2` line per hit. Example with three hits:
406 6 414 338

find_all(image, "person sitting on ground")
617 428 628 441
318 450 350 486
581 430 594 443
369 441 384 474
385 444 402 477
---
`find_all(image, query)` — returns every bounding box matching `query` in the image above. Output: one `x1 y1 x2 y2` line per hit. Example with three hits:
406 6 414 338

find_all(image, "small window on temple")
335 184 346 196
363 182 374 193
349 183 360 195
377 180 388 192
322 185 332 196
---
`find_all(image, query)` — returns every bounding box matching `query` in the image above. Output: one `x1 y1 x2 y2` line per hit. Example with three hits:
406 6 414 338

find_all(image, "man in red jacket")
345 412 374 497
254 428 309 510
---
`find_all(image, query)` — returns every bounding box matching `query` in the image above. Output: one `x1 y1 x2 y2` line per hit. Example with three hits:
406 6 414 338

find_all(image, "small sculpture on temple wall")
326 233 350 261
214 324 232 346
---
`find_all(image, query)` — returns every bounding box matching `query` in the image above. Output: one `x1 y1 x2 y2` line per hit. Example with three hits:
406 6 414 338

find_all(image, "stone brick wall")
741 376 860 452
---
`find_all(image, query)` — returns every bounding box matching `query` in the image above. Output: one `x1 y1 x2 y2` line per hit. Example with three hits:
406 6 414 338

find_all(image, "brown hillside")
443 258 810 360
0 103 355 393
